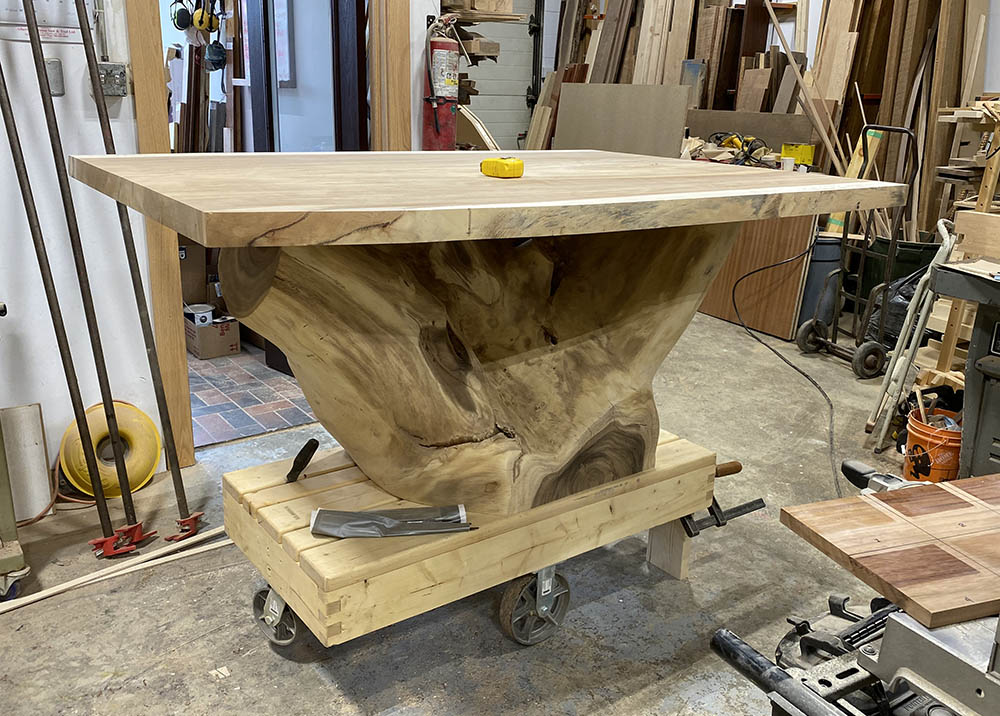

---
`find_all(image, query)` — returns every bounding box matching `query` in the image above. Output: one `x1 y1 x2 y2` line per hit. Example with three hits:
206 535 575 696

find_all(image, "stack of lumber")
803 0 988 233
549 2 811 152
439 2 522 62
524 63 588 150
555 1 706 90
910 115 1000 392
442 0 514 11
442 0 523 22
941 101 1000 212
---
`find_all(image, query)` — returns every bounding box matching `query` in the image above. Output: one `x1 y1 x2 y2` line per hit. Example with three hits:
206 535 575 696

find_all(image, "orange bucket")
903 408 962 482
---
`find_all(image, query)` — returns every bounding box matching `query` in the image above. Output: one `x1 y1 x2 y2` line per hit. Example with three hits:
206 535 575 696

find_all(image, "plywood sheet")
552 83 689 157
686 109 815 148
782 477 1000 627
772 65 798 113
662 0 696 86
70 150 905 248
698 215 816 340
735 67 771 111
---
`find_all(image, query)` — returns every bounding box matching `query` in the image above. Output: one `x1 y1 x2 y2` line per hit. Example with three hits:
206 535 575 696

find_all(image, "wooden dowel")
0 525 226 615
86 538 234 587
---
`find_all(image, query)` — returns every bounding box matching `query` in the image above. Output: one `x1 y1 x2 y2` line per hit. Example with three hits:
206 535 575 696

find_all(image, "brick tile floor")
187 345 316 447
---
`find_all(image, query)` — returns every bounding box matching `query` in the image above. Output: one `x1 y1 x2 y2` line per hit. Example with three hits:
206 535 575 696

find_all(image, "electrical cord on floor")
730 233 844 498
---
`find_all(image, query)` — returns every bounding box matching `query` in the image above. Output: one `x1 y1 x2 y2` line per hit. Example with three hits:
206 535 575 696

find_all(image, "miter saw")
711 461 999 716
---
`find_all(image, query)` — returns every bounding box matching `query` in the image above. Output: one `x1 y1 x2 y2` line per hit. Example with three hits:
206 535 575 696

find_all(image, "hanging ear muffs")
192 0 221 33
170 0 192 31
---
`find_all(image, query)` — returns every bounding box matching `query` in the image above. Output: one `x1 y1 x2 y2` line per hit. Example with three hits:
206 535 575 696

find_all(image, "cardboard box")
179 242 207 304
185 316 240 359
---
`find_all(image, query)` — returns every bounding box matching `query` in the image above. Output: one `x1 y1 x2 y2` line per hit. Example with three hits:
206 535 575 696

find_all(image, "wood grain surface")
220 223 737 514
223 430 716 645
68 151 906 247
699 215 816 339
782 476 1000 627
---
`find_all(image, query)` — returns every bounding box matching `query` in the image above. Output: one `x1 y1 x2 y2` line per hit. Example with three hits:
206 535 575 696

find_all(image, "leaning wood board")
124 0 195 467
782 476 1000 628
69 150 905 247
699 215 817 340
223 430 716 646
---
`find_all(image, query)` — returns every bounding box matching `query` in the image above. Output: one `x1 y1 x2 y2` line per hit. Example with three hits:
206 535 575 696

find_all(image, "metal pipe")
0 56 113 538
73 0 191 520
710 629 844 716
21 0 138 527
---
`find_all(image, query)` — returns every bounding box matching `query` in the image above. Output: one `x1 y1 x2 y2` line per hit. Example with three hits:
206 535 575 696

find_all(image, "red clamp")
115 522 158 546
165 512 205 542
89 534 136 558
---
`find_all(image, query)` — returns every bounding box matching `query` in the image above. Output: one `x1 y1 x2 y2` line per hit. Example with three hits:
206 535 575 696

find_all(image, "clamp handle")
286 439 320 483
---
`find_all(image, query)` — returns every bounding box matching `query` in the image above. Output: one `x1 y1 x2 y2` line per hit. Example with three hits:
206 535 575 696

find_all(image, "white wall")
274 0 335 152
984 0 1000 91
0 1 159 507
542 0 560 74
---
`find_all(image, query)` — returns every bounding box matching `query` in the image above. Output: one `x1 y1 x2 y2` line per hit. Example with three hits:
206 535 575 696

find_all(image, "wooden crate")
224 431 716 646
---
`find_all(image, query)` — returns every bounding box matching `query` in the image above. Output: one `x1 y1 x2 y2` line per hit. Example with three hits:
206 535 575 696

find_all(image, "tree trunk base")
220 224 738 514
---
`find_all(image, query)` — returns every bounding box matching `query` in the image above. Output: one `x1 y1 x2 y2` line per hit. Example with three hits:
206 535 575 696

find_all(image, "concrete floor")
3 314 904 716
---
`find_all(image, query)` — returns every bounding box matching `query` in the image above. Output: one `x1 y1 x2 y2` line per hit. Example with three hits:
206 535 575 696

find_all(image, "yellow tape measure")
480 157 524 179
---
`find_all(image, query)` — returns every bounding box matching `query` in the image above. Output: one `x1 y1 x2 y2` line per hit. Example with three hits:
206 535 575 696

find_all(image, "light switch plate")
44 57 64 96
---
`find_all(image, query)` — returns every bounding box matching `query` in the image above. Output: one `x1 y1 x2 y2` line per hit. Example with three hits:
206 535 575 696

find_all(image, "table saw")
715 463 1000 715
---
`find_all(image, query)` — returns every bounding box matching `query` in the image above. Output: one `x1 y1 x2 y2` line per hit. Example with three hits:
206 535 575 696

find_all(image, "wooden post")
794 0 810 53
647 520 691 579
124 0 195 467
937 114 1000 373
368 0 411 150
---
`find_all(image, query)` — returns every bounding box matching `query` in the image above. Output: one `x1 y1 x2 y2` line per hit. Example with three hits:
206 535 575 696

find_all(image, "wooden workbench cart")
224 430 715 647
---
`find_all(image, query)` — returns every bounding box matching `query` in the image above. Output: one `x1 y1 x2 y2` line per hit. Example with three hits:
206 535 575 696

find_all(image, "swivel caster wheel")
499 568 571 646
252 581 307 648
1 565 30 602
1 581 22 602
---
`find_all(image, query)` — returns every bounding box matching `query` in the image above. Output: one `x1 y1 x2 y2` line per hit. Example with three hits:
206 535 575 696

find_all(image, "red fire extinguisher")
423 30 460 151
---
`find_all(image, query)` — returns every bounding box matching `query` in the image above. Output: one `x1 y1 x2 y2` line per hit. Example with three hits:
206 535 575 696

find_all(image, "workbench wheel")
852 341 887 379
795 319 827 354
499 572 571 646
0 581 21 602
252 582 307 648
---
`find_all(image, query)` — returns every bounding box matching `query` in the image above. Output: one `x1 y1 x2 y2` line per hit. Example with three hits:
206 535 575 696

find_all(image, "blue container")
797 236 842 328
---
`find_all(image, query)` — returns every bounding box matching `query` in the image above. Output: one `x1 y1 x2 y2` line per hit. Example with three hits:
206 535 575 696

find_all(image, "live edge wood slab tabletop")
70 150 904 518
70 150 903 246
782 476 1000 628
